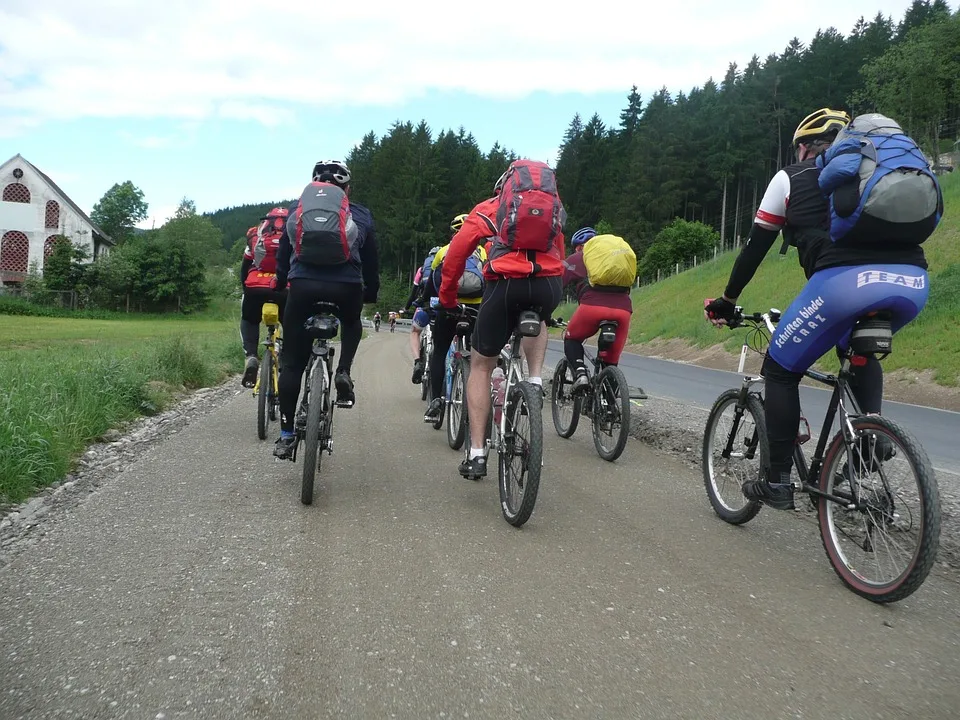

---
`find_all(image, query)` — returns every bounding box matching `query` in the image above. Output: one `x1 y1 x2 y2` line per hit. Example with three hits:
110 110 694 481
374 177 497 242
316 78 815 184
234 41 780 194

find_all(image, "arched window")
0 231 30 281
45 234 63 259
2 183 31 203
45 200 60 228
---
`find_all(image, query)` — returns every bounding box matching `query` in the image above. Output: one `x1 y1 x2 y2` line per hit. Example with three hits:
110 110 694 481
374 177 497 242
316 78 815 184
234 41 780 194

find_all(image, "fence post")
694 255 697 267
714 246 717 259
657 269 661 283
675 263 680 275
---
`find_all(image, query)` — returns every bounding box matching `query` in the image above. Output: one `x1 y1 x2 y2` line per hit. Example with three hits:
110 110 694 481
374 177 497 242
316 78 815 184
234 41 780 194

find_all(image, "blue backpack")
432 248 485 299
817 113 943 246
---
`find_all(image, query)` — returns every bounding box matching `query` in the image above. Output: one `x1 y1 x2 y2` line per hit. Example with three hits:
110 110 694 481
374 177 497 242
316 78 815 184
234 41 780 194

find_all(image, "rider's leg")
466 352 497 450
277 281 314 435
757 264 929 508
598 307 633 365
409 325 422 360
240 291 264 386
562 304 594 385
521 276 563 385
425 314 457 420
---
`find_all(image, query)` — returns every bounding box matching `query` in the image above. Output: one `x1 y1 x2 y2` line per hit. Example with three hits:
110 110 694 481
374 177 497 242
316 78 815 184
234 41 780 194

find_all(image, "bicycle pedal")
335 400 354 409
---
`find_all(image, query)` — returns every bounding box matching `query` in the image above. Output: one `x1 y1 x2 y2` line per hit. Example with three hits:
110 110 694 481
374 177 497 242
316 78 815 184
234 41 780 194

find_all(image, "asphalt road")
1 331 958 719
544 340 960 477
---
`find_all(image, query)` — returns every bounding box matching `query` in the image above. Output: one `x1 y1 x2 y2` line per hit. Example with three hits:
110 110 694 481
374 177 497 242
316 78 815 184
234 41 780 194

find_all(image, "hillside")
607 171 960 387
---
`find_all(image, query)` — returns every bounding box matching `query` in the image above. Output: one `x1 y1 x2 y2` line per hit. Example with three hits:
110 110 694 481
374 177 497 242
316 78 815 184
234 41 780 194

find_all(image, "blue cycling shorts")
768 264 929 373
412 308 431 330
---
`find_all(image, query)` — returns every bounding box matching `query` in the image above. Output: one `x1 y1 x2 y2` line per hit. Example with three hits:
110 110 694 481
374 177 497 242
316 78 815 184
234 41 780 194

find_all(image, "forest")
197 2 959 286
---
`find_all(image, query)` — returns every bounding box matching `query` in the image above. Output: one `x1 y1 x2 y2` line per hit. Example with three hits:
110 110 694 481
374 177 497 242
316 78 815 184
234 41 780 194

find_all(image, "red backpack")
250 207 289 274
494 160 566 253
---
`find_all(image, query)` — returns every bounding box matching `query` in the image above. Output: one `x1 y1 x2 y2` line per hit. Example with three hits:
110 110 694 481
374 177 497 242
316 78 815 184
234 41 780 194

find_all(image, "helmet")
450 213 469 233
429 245 441 255
571 227 597 247
312 159 351 187
792 108 850 148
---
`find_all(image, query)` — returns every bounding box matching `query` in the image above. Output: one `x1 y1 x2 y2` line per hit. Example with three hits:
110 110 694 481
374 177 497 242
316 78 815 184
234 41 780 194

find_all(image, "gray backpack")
288 182 359 266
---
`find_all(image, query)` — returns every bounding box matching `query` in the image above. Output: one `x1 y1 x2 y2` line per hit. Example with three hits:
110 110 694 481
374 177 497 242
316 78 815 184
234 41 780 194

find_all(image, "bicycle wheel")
499 381 543 527
301 365 327 506
818 415 940 603
447 357 469 450
702 389 765 525
591 366 631 461
551 358 581 439
256 344 273 441
420 350 430 401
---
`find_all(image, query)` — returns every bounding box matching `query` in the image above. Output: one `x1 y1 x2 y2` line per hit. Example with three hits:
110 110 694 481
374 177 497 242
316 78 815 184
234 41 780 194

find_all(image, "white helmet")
312 160 351 187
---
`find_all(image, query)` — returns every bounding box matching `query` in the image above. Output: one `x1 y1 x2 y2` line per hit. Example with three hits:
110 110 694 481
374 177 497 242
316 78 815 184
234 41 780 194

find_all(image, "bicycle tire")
301 364 327 506
551 358 581 439
421 352 430 401
499 381 543 528
447 357 469 450
817 415 940 603
592 366 631 462
702 389 764 525
256 344 272 441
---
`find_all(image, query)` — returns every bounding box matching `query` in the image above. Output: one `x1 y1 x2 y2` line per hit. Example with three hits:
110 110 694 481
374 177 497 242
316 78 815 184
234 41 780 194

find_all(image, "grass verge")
0 313 244 506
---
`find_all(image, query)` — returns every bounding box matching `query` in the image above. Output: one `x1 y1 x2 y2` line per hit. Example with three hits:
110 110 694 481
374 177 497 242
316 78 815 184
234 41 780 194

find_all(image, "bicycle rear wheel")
702 389 764 525
499 381 543 527
447 357 469 450
301 365 327 506
551 358 581 439
591 366 631 461
257 344 273 441
818 415 940 603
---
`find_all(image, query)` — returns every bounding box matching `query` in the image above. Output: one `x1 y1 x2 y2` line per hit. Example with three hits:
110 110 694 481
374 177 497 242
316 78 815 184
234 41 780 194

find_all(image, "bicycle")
419 320 434 404
374 317 381 332
461 308 544 528
252 301 282 441
702 305 940 603
444 305 480 450
283 302 345 506
550 320 631 461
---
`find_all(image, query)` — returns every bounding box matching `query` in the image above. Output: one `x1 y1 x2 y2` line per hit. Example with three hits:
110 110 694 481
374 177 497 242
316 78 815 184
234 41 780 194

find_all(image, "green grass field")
0 313 244 506
558 171 960 386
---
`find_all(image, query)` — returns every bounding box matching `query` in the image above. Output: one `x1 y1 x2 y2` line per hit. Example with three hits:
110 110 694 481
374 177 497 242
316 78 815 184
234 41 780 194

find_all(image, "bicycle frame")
728 310 868 509
292 335 335 461
252 306 282 398
488 329 527 450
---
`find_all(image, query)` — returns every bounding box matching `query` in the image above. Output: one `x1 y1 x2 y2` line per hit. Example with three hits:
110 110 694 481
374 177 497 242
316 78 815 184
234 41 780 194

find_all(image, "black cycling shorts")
241 287 287 324
471 276 563 358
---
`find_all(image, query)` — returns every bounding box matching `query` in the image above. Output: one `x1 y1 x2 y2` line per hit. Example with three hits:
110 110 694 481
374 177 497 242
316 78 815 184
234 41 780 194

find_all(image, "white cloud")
0 0 917 133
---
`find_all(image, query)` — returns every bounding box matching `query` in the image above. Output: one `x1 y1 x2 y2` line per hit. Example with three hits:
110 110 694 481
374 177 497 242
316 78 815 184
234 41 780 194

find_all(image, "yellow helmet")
792 108 850 147
450 213 469 233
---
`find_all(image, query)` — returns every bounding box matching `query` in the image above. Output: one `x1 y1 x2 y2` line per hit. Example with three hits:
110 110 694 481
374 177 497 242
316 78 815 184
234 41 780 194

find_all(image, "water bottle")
491 367 506 426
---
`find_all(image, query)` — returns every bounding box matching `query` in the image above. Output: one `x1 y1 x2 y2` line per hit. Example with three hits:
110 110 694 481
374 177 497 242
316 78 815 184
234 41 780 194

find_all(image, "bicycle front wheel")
447 357 469 450
591 366 631 461
301 366 327 506
257 344 273 441
818 415 940 603
499 381 543 527
702 389 765 525
551 358 581 439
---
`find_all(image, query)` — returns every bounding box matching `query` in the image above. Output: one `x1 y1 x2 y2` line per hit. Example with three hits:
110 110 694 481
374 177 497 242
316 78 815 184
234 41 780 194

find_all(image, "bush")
640 218 719 278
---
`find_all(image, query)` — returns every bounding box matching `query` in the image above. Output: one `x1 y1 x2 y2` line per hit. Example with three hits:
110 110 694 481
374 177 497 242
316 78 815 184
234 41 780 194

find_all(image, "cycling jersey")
728 159 927 296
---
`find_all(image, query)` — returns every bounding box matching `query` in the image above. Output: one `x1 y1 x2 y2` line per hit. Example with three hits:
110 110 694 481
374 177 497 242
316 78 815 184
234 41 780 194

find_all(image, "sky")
0 0 925 230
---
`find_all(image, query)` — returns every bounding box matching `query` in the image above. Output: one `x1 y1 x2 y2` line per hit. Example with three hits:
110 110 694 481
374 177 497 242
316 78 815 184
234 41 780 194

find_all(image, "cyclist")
407 249 441 383
272 160 380 459
373 311 381 331
239 208 289 387
422 235 487 424
561 226 634 392
438 165 565 479
704 108 930 510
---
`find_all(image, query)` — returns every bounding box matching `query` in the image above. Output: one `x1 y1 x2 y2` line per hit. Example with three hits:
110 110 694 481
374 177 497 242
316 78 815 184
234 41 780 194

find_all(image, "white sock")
469 447 485 460
528 376 542 386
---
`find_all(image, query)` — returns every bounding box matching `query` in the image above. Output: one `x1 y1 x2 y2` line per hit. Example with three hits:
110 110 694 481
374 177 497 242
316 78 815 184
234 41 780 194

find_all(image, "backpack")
421 248 440 286
492 160 566 254
817 113 943 246
251 207 289 274
433 248 486 299
288 182 359 266
581 234 637 289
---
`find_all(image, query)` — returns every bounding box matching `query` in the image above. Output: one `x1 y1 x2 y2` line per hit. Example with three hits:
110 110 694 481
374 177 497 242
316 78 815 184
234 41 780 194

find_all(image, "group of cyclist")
236 105 936 512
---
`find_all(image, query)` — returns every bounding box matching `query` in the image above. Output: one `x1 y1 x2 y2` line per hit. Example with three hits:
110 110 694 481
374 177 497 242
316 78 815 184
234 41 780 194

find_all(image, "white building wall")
0 158 99 275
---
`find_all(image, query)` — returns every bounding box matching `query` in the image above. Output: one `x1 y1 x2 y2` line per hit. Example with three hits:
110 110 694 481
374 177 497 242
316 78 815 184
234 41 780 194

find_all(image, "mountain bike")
445 305 480 450
551 320 631 461
252 302 282 441
702 306 940 603
286 302 346 506
420 320 434 403
461 308 544 528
